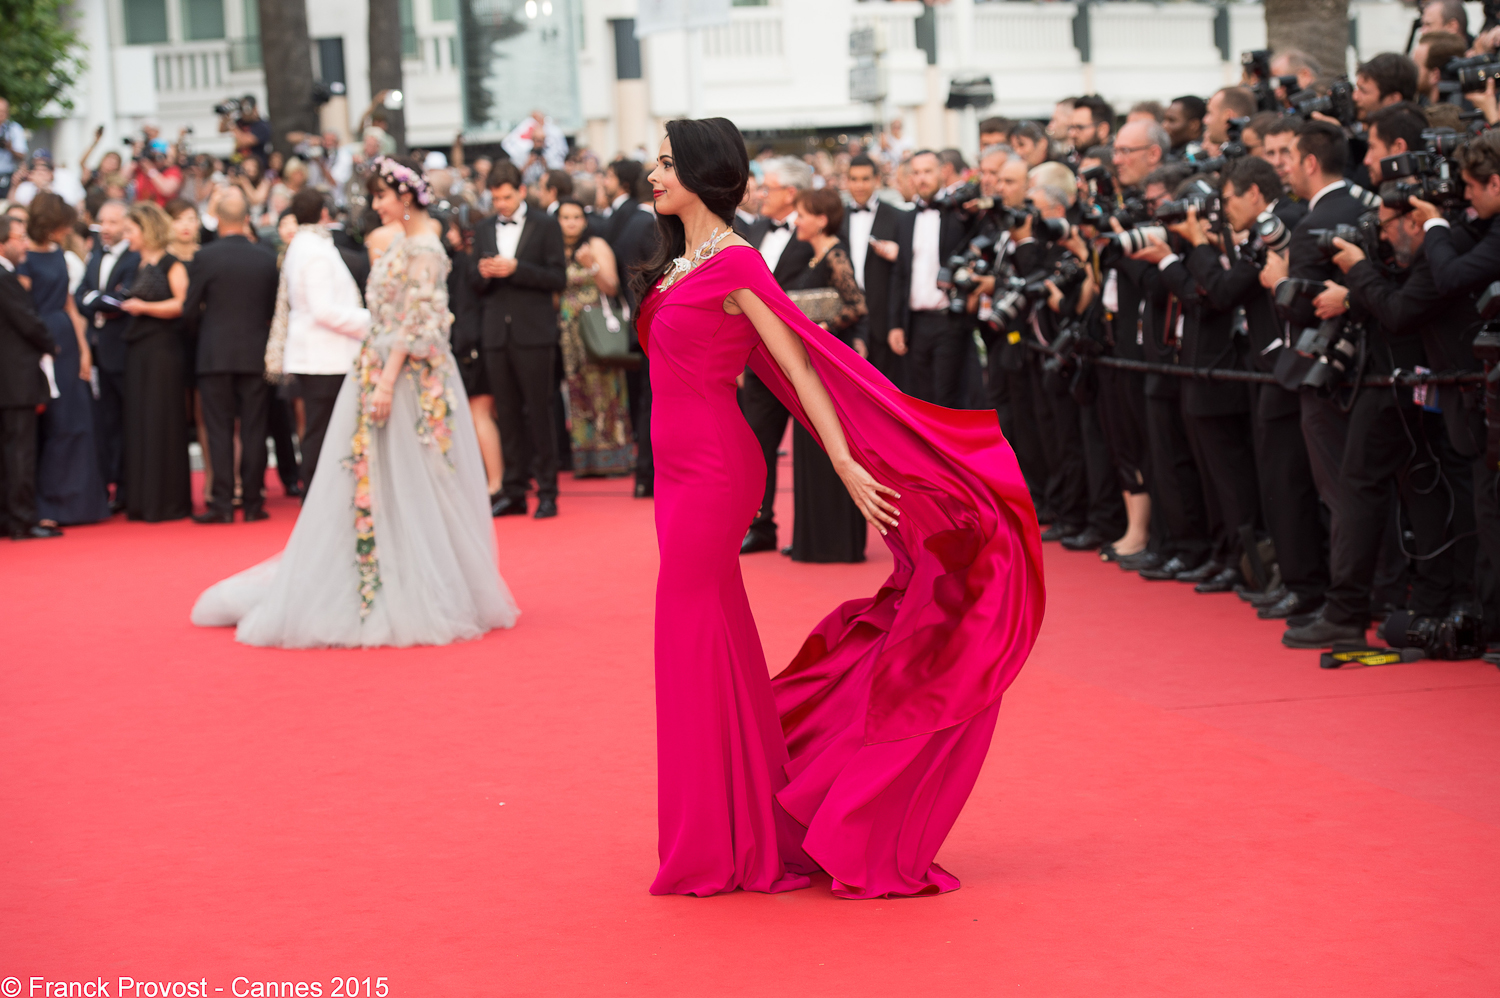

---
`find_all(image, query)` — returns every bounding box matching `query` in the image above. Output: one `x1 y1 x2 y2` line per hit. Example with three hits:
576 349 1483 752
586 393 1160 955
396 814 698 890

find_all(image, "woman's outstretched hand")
835 457 900 535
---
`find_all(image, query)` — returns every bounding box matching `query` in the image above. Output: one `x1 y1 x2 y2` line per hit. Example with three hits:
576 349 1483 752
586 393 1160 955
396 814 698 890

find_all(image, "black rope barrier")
1019 341 1489 388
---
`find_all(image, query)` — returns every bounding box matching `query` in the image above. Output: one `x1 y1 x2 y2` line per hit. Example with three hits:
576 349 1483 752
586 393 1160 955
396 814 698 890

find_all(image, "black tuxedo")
840 199 912 390
894 204 973 407
0 265 55 531
76 243 140 373
471 209 568 504
329 226 371 299
76 243 140 493
180 234 280 517
1283 185 1366 332
738 213 818 544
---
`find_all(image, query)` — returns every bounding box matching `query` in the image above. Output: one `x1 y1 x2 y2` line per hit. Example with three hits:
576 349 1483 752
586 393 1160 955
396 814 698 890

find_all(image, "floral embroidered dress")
191 231 519 647
558 254 633 476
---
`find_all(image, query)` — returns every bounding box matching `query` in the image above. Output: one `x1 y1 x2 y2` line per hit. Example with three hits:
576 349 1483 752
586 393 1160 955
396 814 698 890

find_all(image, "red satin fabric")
639 244 1044 898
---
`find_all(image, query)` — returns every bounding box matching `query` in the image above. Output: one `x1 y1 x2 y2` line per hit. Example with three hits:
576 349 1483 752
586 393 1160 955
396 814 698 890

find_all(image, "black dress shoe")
1194 567 1241 594
1259 592 1323 620
1118 550 1161 572
1249 585 1290 608
1139 555 1196 581
1040 523 1081 543
243 509 270 523
11 524 63 540
1060 527 1107 551
534 498 558 519
192 511 234 524
780 545 793 556
1175 559 1223 584
634 479 654 498
282 482 304 499
741 529 777 554
1285 611 1320 629
1283 611 1366 649
108 497 126 514
492 496 527 517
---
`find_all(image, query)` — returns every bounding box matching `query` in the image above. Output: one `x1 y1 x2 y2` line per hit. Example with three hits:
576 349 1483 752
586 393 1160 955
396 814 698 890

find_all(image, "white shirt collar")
611 192 630 211
1308 180 1346 211
499 201 528 225
0 254 13 272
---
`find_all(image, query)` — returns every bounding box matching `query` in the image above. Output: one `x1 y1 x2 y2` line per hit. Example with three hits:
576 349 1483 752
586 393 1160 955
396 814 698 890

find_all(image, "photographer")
1314 201 1480 643
1260 119 1377 646
1023 167 1121 550
218 95 271 171
1199 157 1330 619
903 150 977 408
1150 180 1264 595
1120 160 1217 582
1406 128 1500 647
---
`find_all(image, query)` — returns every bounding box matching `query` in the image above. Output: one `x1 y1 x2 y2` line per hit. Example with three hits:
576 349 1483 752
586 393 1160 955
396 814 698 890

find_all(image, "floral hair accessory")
374 156 434 207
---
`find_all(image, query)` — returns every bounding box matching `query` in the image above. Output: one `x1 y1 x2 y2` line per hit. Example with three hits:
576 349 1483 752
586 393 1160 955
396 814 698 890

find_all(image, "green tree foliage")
0 0 84 127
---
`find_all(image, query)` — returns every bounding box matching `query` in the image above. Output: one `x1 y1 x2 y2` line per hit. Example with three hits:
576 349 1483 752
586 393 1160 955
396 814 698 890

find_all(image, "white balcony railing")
700 8 784 60
154 41 232 95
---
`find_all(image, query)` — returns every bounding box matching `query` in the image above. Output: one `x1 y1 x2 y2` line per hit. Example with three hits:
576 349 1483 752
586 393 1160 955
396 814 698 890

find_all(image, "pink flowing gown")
638 245 1045 899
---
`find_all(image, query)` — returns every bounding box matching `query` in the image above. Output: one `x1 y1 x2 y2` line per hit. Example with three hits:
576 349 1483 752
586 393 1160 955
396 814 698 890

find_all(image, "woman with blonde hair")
119 200 192 521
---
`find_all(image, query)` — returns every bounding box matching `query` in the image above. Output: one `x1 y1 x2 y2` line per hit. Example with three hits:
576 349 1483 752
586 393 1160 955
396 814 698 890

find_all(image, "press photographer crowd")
2 0 1500 664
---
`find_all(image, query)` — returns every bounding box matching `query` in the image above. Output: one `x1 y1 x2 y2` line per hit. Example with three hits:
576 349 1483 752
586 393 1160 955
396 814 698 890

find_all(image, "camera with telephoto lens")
1182 117 1252 174
931 181 984 214
1041 319 1102 378
1077 165 1117 228
1379 136 1467 211
1241 210 1291 269
1294 318 1361 389
1020 255 1087 305
1379 608 1486 660
1309 223 1362 257
1099 225 1170 254
938 235 998 313
1445 54 1500 93
1154 177 1222 227
214 96 244 119
1286 78 1358 126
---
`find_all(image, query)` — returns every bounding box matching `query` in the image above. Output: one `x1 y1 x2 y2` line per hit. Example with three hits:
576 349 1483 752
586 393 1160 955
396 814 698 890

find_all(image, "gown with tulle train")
190 232 518 647
639 244 1044 899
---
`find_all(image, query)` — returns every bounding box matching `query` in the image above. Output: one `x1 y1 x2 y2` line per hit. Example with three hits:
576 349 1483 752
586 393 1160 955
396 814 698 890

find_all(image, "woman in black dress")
119 201 192 521
785 186 868 563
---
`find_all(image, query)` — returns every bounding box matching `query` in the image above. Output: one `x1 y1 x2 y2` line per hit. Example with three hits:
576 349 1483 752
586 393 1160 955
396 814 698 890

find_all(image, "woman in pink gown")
636 118 1045 900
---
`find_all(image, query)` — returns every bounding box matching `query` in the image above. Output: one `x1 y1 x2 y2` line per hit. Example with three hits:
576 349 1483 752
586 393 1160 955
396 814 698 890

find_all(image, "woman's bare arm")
729 287 900 533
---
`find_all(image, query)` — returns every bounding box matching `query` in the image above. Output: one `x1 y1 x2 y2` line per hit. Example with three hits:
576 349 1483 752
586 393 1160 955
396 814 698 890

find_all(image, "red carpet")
4 465 1499 996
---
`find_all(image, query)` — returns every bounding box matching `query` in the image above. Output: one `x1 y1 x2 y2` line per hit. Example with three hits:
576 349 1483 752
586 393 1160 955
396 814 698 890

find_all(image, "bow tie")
769 220 791 232
849 203 873 214
498 217 519 226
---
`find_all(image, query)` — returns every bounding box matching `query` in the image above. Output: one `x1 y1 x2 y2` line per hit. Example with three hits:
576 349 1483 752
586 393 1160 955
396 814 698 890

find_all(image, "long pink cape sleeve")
736 262 1046 744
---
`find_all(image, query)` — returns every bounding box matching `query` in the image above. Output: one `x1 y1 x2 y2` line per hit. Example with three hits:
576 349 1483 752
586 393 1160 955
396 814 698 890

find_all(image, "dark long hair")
630 117 749 304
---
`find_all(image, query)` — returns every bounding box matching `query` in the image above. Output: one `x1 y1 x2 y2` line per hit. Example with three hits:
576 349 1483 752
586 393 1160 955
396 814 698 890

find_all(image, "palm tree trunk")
1265 0 1351 83
368 0 407 155
256 0 317 158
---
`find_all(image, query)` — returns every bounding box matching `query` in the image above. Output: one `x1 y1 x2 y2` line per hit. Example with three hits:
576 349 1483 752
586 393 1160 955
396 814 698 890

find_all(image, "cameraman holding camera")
1150 180 1266 596
904 150 977 408
1407 127 1500 651
218 95 272 171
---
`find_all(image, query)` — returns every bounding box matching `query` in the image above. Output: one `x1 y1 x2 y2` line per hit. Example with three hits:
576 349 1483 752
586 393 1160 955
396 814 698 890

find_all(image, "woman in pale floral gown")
191 159 518 647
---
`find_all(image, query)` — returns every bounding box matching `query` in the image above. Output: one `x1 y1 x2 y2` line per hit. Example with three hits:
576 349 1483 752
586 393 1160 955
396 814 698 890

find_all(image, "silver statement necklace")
659 226 731 290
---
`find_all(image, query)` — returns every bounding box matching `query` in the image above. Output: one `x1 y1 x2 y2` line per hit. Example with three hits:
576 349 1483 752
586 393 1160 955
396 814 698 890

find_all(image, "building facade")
40 0 1421 173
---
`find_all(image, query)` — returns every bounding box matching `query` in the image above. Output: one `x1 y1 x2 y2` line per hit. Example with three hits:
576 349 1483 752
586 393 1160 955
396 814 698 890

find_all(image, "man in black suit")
738 155 815 553
326 207 371 298
179 187 280 522
0 216 61 539
75 198 139 510
1262 120 1390 647
899 150 976 408
472 160 568 519
840 154 911 391
602 157 661 497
